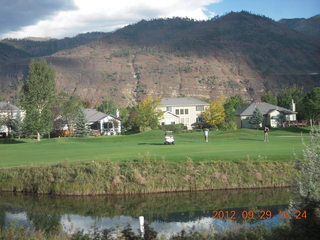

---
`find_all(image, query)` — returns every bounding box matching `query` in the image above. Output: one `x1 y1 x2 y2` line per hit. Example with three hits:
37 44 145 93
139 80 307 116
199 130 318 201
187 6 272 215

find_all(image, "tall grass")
0 157 296 195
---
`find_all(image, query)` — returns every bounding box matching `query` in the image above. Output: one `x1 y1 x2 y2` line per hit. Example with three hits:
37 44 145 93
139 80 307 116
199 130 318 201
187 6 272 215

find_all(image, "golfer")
264 126 269 142
204 128 209 143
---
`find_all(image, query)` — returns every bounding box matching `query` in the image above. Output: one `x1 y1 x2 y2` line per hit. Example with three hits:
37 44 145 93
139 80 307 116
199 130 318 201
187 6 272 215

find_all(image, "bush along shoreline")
0 159 297 195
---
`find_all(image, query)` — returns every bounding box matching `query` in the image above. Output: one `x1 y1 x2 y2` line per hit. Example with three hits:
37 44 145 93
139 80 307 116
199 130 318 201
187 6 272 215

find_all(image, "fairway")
0 129 308 168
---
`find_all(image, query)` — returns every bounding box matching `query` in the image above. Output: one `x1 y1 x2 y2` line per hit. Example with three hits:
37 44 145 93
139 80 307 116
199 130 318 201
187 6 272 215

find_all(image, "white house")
236 101 297 129
0 101 25 137
83 108 121 135
54 108 121 136
158 97 210 130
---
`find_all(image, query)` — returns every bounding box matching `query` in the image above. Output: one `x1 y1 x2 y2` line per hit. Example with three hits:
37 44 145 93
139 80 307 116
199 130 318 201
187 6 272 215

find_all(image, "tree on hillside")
135 95 163 131
21 59 56 141
203 97 226 127
97 99 118 115
74 109 89 137
249 108 263 129
224 95 247 122
261 91 277 105
301 87 320 126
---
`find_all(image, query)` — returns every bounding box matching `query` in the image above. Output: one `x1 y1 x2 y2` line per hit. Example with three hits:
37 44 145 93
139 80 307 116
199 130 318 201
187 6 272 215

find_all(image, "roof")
83 109 109 122
160 97 209 106
237 102 296 116
83 109 120 122
0 101 20 111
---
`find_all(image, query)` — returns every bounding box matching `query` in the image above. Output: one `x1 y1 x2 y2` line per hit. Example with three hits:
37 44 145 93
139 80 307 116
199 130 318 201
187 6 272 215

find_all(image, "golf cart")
164 131 174 145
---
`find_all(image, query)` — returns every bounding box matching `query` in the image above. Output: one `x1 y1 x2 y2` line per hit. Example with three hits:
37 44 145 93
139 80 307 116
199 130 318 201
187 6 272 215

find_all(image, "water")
0 188 294 238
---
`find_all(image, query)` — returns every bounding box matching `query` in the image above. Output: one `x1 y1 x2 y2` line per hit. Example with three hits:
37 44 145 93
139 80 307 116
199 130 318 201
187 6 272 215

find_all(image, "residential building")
0 101 25 137
54 108 121 136
83 108 121 135
236 101 297 128
158 97 209 129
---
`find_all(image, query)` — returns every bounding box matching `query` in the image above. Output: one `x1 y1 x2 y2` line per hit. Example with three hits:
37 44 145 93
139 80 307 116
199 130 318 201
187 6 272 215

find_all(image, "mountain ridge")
0 12 319 105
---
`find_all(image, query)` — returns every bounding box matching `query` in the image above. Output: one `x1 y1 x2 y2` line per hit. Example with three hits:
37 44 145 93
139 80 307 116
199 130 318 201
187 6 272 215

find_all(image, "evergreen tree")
301 87 320 126
249 108 263 129
21 59 56 141
74 109 89 137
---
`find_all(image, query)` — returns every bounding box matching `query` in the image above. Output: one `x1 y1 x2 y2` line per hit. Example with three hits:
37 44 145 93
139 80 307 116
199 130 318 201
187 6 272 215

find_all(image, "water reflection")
0 188 293 237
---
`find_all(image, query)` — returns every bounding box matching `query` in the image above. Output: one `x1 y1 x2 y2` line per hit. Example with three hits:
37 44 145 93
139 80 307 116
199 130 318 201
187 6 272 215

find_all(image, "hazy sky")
0 0 319 39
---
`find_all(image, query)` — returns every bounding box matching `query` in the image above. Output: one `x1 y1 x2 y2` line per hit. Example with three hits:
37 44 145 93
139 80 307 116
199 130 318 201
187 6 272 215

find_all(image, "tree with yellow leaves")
203 97 226 127
135 95 163 131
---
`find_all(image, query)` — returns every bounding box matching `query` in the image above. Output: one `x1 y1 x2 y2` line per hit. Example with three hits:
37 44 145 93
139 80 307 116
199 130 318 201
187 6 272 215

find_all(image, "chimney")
116 109 120 118
291 99 296 112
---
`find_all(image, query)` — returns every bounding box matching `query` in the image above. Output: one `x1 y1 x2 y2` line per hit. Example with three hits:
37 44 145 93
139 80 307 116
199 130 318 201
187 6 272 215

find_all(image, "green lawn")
0 128 309 168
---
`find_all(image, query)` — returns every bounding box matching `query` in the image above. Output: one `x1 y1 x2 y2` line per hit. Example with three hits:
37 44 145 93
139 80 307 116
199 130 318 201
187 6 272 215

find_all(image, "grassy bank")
0 129 308 167
0 159 297 195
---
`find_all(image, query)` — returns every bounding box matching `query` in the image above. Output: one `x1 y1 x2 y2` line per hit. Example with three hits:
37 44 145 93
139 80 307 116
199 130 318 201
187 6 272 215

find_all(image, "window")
166 106 172 112
196 117 203 123
196 105 204 111
185 109 189 114
175 109 179 115
180 109 184 115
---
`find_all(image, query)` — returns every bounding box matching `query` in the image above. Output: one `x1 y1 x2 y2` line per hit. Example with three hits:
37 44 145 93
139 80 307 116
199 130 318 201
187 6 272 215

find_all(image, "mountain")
1 32 109 57
0 12 319 105
279 15 320 40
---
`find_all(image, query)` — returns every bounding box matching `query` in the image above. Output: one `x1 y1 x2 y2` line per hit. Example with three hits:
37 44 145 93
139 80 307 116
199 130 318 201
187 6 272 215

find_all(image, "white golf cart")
164 131 174 145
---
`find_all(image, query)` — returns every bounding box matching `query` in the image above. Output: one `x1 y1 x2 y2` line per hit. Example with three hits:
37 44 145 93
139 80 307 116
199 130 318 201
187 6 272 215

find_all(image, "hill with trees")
0 12 319 105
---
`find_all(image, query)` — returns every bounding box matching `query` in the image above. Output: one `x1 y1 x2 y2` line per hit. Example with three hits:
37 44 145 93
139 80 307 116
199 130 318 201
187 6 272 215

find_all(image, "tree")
97 99 118 115
203 97 226 127
224 95 247 122
277 85 304 109
301 87 320 126
55 91 82 131
261 91 277 105
21 59 56 141
135 95 163 131
249 108 263 129
290 128 320 238
11 111 24 139
74 109 89 137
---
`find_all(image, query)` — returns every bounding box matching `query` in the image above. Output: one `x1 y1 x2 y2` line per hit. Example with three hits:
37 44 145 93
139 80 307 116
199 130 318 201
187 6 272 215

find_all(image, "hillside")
279 15 320 40
0 12 319 105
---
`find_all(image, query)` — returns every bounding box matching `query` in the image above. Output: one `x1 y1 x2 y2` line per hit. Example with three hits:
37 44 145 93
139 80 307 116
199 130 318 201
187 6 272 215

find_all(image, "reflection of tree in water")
0 188 293 230
0 207 5 228
27 212 61 234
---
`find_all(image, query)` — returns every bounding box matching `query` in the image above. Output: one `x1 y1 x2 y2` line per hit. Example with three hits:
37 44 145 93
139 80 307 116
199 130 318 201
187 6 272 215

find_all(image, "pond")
0 188 294 238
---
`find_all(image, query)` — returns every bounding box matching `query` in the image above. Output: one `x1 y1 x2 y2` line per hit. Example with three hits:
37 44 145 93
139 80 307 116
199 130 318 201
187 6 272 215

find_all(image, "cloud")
0 0 76 35
1 0 221 39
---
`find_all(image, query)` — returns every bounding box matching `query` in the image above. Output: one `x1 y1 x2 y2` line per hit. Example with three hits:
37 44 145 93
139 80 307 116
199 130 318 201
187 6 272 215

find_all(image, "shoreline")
0 160 297 196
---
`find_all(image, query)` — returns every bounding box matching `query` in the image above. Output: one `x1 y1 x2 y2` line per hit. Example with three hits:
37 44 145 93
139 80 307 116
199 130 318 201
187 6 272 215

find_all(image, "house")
0 101 25 137
236 101 297 128
158 97 210 130
54 108 121 136
83 108 121 135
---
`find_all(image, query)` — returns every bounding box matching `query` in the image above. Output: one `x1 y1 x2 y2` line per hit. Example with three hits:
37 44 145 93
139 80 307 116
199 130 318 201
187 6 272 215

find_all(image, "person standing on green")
204 128 209 143
264 126 269 142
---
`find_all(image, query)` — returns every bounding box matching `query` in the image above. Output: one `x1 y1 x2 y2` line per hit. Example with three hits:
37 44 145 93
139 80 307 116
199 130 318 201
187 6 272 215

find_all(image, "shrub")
159 124 185 133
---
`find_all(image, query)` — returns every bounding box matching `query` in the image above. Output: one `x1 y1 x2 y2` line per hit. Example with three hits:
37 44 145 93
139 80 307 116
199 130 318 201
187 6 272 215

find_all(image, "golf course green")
0 128 308 168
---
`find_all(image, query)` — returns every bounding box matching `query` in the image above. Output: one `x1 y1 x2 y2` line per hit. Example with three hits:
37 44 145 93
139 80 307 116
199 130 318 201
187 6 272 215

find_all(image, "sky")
0 0 319 39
